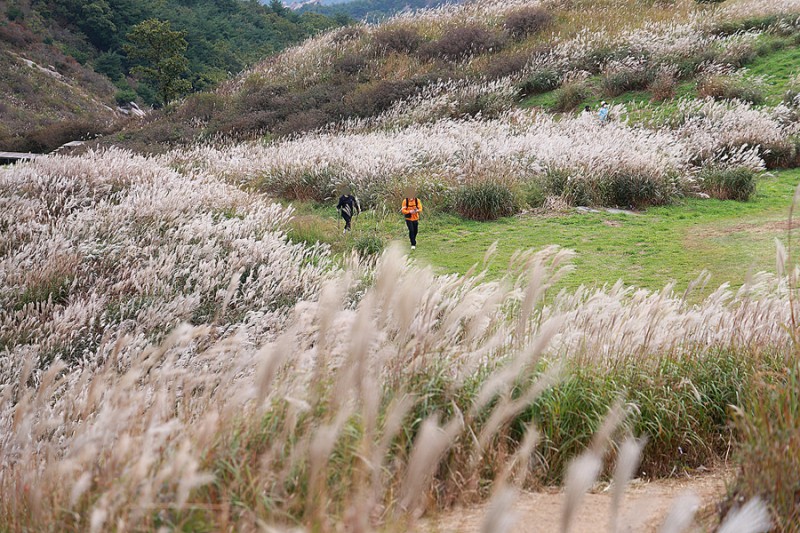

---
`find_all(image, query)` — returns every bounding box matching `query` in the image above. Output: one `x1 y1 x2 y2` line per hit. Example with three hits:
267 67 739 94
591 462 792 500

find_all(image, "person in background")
401 192 422 250
598 101 610 123
336 188 360 233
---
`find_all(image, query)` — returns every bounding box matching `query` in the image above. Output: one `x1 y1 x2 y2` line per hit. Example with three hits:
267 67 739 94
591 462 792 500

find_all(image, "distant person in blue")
336 188 360 233
598 101 610 123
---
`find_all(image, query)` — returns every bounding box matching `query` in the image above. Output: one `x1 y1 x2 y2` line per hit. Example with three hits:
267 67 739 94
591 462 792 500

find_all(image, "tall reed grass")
2 151 799 529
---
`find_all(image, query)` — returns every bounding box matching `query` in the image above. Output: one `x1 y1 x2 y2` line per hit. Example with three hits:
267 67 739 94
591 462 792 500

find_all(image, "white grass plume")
561 451 603 533
398 412 464 517
609 437 645 533
718 497 772 533
481 486 519 533
659 491 700 533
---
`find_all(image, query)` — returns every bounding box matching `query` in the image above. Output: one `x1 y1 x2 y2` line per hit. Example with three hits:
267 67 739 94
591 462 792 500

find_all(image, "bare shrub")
0 21 34 47
331 25 365 44
697 73 766 104
346 79 419 117
649 66 678 101
23 119 113 153
503 6 553 39
373 25 422 54
238 81 289 113
273 109 329 136
333 52 368 76
483 51 529 79
421 25 503 62
179 92 225 122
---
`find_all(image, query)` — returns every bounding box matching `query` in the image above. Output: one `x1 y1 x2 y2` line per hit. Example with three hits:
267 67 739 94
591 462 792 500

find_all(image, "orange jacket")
402 198 422 221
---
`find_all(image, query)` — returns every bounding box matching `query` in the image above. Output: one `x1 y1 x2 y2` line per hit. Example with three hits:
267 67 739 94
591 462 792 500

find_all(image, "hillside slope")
114 0 800 152
0 0 343 152
0 19 119 152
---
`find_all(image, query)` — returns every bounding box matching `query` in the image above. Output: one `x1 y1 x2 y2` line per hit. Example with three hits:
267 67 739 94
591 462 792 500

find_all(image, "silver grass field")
0 149 791 531
4 0 800 530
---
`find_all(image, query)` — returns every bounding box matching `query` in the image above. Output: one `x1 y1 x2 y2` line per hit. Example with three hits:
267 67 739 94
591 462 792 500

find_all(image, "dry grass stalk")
480 486 519 533
609 437 645 533
659 491 701 533
561 451 603 533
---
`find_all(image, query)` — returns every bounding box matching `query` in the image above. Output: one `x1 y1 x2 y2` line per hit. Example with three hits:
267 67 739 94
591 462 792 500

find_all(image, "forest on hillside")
1 0 345 105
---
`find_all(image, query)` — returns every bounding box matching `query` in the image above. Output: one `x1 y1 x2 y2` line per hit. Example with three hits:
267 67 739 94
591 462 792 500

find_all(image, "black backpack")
403 198 418 220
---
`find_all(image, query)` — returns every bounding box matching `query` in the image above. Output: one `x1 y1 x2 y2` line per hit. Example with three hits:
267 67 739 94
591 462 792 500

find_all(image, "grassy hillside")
0 18 119 152
118 0 799 147
0 0 343 152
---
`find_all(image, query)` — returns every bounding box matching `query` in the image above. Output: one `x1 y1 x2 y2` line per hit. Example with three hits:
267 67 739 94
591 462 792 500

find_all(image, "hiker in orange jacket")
401 195 422 249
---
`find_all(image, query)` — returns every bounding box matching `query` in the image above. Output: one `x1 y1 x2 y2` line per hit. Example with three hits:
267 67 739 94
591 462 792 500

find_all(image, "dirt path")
426 469 731 532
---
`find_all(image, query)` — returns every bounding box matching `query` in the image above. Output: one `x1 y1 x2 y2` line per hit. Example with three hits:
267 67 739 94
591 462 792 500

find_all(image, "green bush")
521 351 758 481
523 180 547 208
518 68 560 96
542 168 571 196
783 76 800 107
553 81 589 112
601 64 654 97
452 181 520 221
354 233 384 257
287 216 336 247
114 88 138 105
699 166 757 201
762 137 800 169
598 171 672 208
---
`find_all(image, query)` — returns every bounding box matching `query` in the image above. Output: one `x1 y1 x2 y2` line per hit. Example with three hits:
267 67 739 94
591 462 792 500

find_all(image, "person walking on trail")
401 195 422 249
337 190 360 233
598 101 610 123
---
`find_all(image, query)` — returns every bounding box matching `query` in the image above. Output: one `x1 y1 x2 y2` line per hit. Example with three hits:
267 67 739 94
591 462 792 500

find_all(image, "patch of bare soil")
424 469 731 533
700 219 800 239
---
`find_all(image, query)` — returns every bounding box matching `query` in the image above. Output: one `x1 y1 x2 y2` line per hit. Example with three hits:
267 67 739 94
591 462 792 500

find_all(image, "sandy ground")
425 469 731 533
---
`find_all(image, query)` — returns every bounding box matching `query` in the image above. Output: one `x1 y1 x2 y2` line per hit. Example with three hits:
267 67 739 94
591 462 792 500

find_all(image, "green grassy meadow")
521 33 800 115
289 169 800 296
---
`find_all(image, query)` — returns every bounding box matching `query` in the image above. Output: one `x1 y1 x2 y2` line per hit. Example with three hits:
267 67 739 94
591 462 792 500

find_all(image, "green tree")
124 19 192 106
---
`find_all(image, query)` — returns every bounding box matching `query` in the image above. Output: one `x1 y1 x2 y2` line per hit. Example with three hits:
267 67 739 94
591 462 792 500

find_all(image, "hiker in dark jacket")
336 191 360 233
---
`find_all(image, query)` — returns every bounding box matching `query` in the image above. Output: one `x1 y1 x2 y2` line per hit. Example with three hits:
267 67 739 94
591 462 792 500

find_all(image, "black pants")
341 212 352 230
405 219 418 246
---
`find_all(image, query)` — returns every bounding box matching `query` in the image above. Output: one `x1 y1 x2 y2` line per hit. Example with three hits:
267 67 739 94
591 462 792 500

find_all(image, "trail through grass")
288 169 800 296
